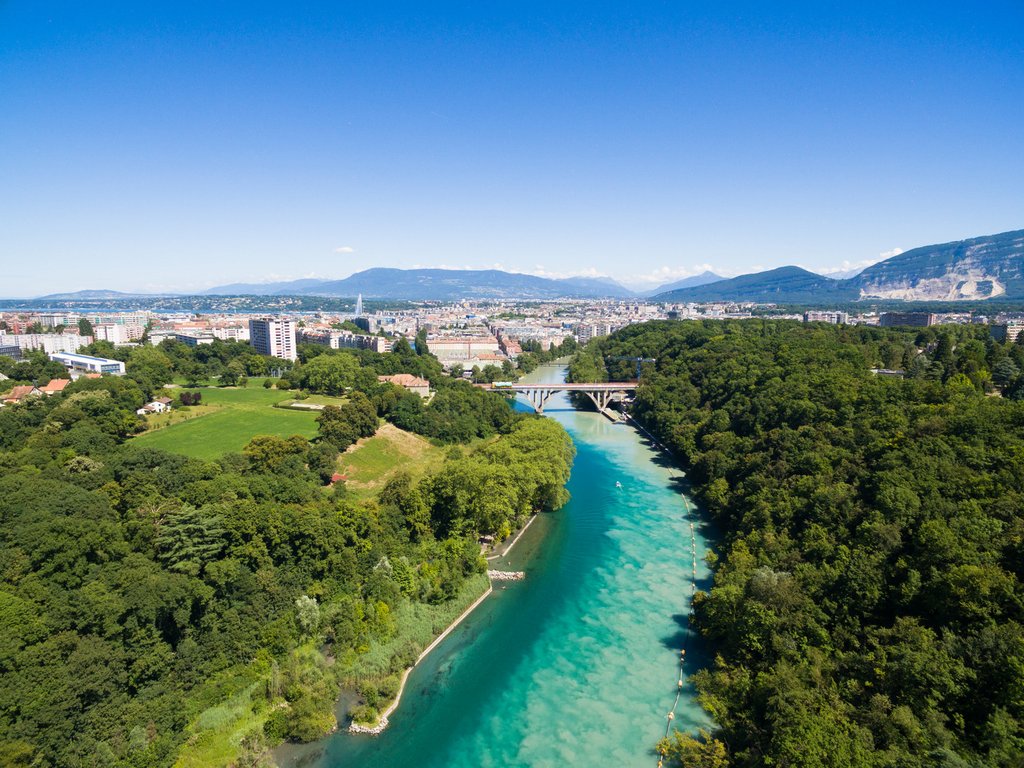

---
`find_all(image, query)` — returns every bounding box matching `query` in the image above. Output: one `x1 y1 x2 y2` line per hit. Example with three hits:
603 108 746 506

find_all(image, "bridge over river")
488 381 637 418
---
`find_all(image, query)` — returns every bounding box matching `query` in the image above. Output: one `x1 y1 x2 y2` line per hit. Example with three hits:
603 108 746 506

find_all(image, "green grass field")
133 386 318 459
338 423 446 499
279 393 348 407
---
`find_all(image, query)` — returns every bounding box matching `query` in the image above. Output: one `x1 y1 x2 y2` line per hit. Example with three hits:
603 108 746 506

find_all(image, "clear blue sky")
2 1 1022 296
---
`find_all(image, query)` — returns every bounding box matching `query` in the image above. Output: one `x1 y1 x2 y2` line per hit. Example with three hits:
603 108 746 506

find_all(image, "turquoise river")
279 364 713 767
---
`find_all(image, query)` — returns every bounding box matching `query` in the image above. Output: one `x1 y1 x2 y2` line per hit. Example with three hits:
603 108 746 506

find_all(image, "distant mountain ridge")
654 229 1024 303
33 289 172 301
642 270 724 296
198 278 330 296
33 229 1024 304
655 266 856 303
854 229 1024 301
203 268 636 300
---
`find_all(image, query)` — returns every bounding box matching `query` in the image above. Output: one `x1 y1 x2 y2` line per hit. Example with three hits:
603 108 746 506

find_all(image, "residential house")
40 378 71 395
377 373 431 398
2 385 41 405
136 397 173 415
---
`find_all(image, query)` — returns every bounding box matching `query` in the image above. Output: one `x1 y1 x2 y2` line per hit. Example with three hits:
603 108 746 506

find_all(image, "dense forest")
0 338 573 767
571 320 1024 768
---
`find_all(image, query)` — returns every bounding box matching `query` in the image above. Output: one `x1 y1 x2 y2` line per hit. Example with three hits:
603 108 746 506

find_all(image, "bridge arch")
492 382 637 420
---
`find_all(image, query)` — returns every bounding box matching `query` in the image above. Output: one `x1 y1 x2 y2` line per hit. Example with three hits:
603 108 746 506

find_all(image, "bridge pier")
527 389 554 413
500 382 636 418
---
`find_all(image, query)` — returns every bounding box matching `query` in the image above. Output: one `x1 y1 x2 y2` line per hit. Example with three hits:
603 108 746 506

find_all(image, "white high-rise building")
249 317 297 361
93 324 133 344
355 293 363 317
0 333 92 354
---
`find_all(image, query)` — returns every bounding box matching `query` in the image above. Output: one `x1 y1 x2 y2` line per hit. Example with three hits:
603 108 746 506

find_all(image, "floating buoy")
678 679 683 688
667 711 675 720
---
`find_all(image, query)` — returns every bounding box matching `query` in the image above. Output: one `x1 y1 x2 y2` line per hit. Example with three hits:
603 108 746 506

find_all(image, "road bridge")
489 382 637 418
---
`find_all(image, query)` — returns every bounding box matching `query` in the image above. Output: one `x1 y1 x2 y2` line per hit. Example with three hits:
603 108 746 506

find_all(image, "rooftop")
378 373 430 388
50 352 123 364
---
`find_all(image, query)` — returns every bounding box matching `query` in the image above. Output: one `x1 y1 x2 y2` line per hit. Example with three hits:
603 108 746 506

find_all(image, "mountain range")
639 270 724 296
33 289 169 301
201 269 638 300
652 229 1024 303
31 228 1023 304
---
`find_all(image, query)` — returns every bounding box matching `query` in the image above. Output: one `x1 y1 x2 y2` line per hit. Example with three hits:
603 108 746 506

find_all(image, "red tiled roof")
3 385 37 401
377 373 430 388
41 378 70 393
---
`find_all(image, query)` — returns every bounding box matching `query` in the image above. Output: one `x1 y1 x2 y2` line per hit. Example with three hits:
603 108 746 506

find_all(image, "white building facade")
0 333 92 354
49 352 126 376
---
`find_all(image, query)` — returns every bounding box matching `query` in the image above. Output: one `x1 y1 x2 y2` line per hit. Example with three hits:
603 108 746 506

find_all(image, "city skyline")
2 2 1022 296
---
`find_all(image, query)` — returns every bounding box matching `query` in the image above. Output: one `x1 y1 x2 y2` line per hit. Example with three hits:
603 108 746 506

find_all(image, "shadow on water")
661 612 693 651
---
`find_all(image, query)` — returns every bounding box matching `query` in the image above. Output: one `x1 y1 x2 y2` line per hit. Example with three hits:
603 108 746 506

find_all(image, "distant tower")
355 293 363 317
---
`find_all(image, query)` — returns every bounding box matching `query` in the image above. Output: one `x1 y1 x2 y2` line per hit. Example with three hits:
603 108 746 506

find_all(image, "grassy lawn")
169 375 220 388
281 393 348 407
182 386 296 408
337 423 446 500
132 386 318 460
140 405 219 432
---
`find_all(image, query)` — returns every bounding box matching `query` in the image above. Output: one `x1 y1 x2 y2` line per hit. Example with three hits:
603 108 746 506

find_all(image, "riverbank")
485 513 537 560
272 574 493 766
348 583 494 735
282 363 712 768
346 508 542 735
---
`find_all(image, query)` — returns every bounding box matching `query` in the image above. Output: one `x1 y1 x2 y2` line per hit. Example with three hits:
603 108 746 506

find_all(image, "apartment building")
249 317 297 361
992 318 1024 344
0 333 92 355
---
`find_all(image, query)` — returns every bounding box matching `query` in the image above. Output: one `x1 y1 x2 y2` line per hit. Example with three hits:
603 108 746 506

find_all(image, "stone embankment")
349 716 390 735
487 570 526 581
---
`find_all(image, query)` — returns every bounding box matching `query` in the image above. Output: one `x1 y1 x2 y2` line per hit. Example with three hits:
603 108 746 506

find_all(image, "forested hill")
0 339 574 767
571 320 1024 768
652 228 1024 303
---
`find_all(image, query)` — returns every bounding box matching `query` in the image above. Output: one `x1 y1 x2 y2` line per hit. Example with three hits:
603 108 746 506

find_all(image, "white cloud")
527 266 609 280
811 256 887 278
801 247 900 279
814 260 875 276
619 264 728 289
334 246 355 254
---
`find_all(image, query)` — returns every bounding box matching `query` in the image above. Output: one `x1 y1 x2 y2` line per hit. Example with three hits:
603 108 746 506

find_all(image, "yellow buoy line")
658 493 700 765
